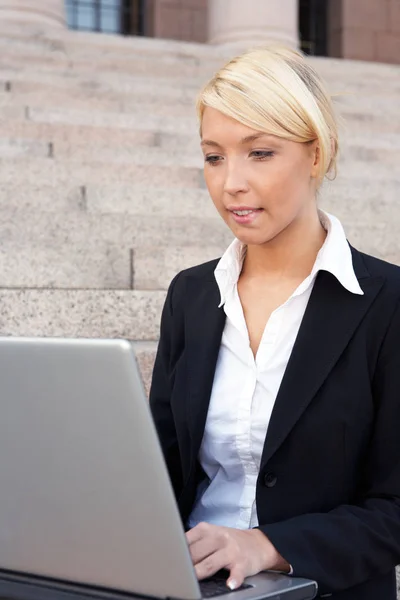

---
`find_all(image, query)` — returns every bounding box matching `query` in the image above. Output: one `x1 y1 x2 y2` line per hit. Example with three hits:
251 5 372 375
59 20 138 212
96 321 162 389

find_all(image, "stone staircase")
0 20 400 398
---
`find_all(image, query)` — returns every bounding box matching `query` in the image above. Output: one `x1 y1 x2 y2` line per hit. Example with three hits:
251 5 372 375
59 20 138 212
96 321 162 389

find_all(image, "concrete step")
0 118 157 147
85 185 217 218
0 137 201 169
133 245 224 290
0 242 131 289
0 72 202 111
0 157 203 187
332 92 400 116
321 182 400 225
0 104 25 119
0 137 50 159
337 111 400 135
0 86 194 116
338 145 400 166
0 182 84 212
0 23 218 60
0 27 219 63
0 242 221 291
0 136 203 167
23 106 197 135
0 183 217 218
0 206 232 248
0 68 201 98
1 77 195 106
311 55 400 85
0 53 216 86
0 288 165 340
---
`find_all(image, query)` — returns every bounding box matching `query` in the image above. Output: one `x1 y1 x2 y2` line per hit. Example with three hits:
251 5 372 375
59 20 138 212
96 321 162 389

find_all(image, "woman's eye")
251 150 275 160
204 155 221 166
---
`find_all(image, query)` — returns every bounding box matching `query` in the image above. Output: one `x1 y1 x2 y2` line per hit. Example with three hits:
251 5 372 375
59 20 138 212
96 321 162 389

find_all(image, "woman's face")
201 107 320 246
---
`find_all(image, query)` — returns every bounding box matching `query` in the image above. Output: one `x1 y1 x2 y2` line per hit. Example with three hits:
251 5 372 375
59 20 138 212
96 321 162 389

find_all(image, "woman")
149 45 400 600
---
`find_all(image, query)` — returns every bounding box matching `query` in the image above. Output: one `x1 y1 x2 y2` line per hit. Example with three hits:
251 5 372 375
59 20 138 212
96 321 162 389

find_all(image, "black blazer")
149 245 400 600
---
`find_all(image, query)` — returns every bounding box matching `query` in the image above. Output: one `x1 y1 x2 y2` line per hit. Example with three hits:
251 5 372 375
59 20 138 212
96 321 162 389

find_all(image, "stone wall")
329 0 400 63
146 0 207 43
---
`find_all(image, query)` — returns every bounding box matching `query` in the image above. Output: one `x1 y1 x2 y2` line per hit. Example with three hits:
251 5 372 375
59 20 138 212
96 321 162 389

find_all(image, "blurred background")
0 0 399 397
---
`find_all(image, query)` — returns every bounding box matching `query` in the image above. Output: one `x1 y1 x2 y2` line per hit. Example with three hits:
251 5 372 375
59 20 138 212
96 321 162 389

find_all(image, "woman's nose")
223 164 249 196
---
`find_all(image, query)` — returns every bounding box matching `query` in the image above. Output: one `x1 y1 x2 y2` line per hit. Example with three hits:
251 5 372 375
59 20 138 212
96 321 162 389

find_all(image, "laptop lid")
0 337 200 600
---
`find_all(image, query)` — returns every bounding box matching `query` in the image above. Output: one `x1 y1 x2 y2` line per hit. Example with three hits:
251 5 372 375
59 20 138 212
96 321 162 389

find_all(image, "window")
65 0 145 36
299 0 329 56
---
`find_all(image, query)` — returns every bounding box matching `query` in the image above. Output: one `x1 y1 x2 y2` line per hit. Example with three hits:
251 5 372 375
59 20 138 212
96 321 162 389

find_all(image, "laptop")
0 337 317 600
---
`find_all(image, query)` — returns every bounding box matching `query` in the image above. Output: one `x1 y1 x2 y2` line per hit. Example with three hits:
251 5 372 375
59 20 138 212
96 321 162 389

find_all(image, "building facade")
0 0 399 63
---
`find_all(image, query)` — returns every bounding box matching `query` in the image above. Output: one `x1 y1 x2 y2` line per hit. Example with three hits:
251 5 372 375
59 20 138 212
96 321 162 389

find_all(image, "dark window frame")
299 0 329 56
65 0 145 36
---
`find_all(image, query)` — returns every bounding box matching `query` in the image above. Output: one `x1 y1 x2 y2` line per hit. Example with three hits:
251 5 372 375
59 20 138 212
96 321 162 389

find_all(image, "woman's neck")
241 209 327 282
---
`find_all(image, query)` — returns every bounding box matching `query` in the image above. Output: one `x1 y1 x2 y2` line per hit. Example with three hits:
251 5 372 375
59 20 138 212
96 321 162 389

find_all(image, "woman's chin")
231 228 278 247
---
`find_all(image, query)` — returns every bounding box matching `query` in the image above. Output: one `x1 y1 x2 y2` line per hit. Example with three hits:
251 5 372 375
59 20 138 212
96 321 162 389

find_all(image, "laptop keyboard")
199 574 252 598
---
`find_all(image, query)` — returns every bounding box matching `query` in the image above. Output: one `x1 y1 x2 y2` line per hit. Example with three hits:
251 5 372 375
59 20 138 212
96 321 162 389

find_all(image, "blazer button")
264 472 277 488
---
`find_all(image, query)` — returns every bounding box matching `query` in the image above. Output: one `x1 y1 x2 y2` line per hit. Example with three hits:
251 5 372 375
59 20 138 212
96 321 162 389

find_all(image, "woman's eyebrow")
200 133 273 148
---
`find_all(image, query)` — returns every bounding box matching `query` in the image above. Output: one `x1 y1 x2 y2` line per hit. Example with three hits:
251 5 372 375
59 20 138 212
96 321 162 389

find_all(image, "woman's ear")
331 136 335 156
310 141 320 178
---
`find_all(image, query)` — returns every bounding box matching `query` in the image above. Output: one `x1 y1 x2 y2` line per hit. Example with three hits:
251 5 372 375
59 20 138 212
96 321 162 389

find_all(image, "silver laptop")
0 337 317 600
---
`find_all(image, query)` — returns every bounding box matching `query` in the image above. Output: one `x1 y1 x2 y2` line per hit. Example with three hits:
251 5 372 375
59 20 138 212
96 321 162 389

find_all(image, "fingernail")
227 580 237 591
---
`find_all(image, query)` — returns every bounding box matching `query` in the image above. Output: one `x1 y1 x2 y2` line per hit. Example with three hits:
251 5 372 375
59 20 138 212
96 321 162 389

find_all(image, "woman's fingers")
186 522 226 565
194 548 232 581
186 521 215 545
187 523 245 585
189 536 219 565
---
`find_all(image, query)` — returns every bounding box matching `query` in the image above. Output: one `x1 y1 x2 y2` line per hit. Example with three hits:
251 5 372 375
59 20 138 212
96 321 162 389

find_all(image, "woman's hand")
186 522 290 590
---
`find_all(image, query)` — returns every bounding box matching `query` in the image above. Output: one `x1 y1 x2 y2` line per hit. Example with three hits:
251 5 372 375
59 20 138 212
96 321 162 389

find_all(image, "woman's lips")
229 208 263 225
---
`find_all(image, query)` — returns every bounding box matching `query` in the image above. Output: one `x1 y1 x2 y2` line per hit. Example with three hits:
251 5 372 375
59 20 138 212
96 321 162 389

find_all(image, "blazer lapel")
185 273 226 473
260 260 384 468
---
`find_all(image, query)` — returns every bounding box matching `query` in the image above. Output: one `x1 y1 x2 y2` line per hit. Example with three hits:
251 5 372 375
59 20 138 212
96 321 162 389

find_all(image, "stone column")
0 0 66 27
208 0 299 50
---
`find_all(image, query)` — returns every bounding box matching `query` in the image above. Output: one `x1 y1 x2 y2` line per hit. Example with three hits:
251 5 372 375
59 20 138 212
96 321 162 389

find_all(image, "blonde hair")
196 45 339 187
